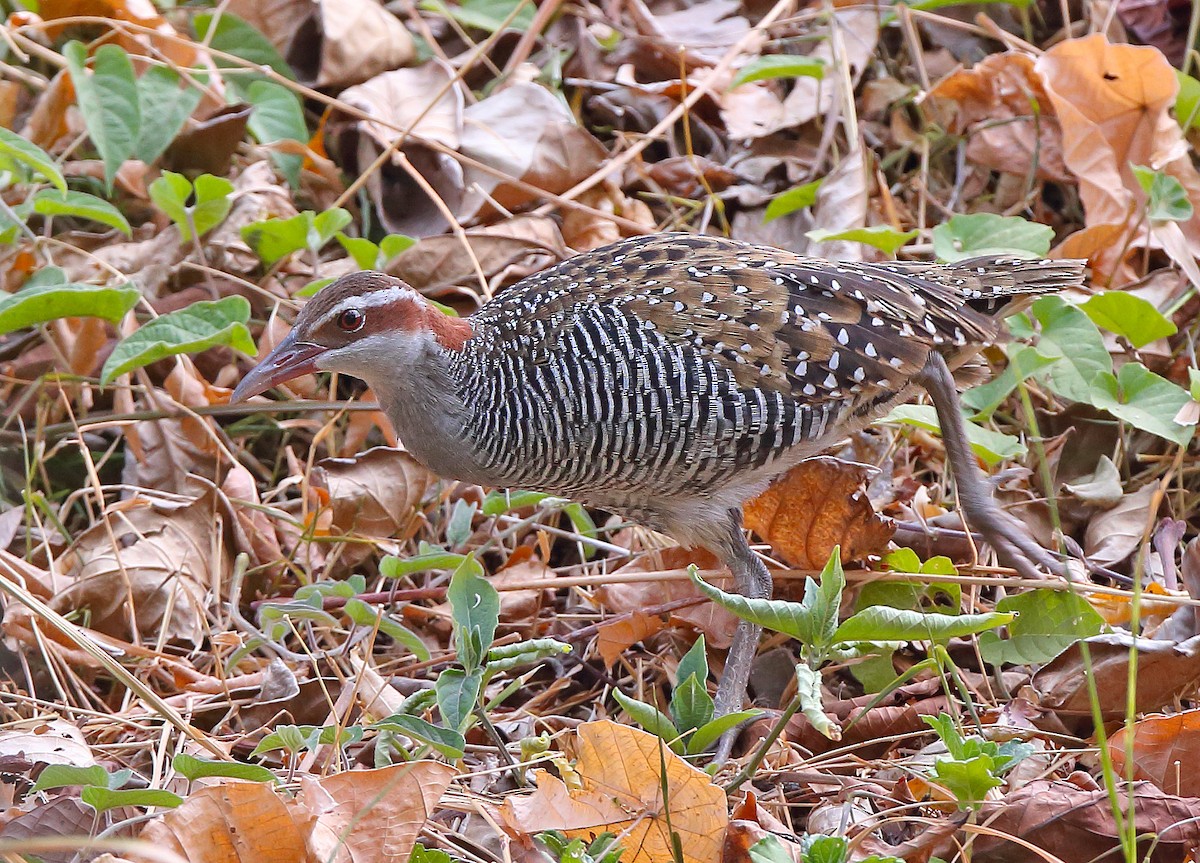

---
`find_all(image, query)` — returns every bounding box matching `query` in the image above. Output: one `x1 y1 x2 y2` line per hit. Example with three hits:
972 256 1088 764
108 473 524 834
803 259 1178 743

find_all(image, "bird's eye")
336 309 365 332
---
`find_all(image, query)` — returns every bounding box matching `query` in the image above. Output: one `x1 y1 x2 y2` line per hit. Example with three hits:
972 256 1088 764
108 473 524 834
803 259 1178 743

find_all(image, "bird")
231 232 1086 729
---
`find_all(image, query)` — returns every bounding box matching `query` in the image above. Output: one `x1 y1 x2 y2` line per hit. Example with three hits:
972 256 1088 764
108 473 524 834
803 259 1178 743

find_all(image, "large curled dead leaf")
333 62 465 237
502 721 727 863
299 762 455 863
1108 710 1200 797
458 83 607 222
227 0 414 89
601 546 739 649
930 52 1069 181
53 486 233 645
1033 632 1200 717
137 781 310 863
974 779 1200 862
311 447 435 539
1035 35 1200 263
743 456 894 569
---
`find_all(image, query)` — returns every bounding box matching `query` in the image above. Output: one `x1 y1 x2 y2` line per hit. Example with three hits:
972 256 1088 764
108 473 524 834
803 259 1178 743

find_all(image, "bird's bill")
229 332 325 403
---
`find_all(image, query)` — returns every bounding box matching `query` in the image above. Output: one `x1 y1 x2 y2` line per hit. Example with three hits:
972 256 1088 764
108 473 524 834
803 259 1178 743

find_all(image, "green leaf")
32 189 131 235
1088 361 1195 445
907 0 1030 10
337 233 383 269
172 754 276 783
313 208 353 243
1030 295 1113 403
193 11 295 80
251 725 318 756
931 213 1052 261
676 636 709 690
928 755 1002 811
686 710 760 754
978 588 1104 665
446 555 498 672
63 42 140 191
380 544 469 578
245 80 308 186
689 570 820 647
669 674 715 736
0 269 139 336
410 844 455 863
960 345 1057 420
435 667 483 732
0 126 65 191
795 663 837 739
613 689 682 753
806 226 917 255
148 171 234 241
82 786 183 813
374 713 466 759
32 764 112 792
731 55 825 89
882 403 1025 465
1080 291 1177 348
1131 164 1194 222
764 179 824 223
242 209 349 267
419 0 536 32
342 598 430 662
749 836 794 863
100 296 255 384
833 607 1012 643
1176 71 1200 132
380 233 416 259
135 66 202 164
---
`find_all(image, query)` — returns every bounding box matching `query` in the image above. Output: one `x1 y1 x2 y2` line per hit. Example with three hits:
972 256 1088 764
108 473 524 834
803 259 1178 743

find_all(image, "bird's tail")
951 256 1089 316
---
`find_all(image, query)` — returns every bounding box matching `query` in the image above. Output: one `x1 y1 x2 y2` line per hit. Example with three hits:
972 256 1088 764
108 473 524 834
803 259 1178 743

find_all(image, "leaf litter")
2 1 1200 862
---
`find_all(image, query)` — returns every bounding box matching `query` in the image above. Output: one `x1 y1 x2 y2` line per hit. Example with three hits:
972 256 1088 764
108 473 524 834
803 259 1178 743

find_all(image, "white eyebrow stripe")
327 286 421 318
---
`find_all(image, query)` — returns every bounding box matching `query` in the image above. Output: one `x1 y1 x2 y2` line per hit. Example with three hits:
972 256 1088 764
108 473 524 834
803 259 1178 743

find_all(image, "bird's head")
230 272 472 403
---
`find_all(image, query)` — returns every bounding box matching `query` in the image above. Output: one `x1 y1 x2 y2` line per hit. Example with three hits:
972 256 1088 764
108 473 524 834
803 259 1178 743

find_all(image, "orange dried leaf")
503 721 727 863
299 762 455 863
1109 710 1200 797
744 456 893 569
138 782 308 863
597 610 666 667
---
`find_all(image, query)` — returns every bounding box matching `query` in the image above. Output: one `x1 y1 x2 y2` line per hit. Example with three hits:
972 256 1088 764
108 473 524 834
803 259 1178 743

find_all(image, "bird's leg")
712 509 772 760
915 351 1064 578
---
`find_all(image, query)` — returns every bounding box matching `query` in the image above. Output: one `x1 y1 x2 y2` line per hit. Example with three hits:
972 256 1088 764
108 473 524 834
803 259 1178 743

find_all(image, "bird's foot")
969 502 1065 580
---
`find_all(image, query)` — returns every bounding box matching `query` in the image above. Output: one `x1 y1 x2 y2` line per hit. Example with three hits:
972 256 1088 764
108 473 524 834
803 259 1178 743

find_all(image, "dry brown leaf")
335 63 465 237
602 546 739 648
930 52 1069 181
1033 632 1200 717
298 762 455 863
313 447 435 540
229 0 414 89
391 216 571 295
597 610 667 667
1082 483 1158 567
561 184 656 252
0 719 93 768
973 779 1200 862
1035 35 1200 261
39 0 195 66
53 486 232 645
502 721 727 863
1109 710 1200 797
459 83 607 221
720 9 878 139
137 782 309 863
744 457 894 569
806 148 869 260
